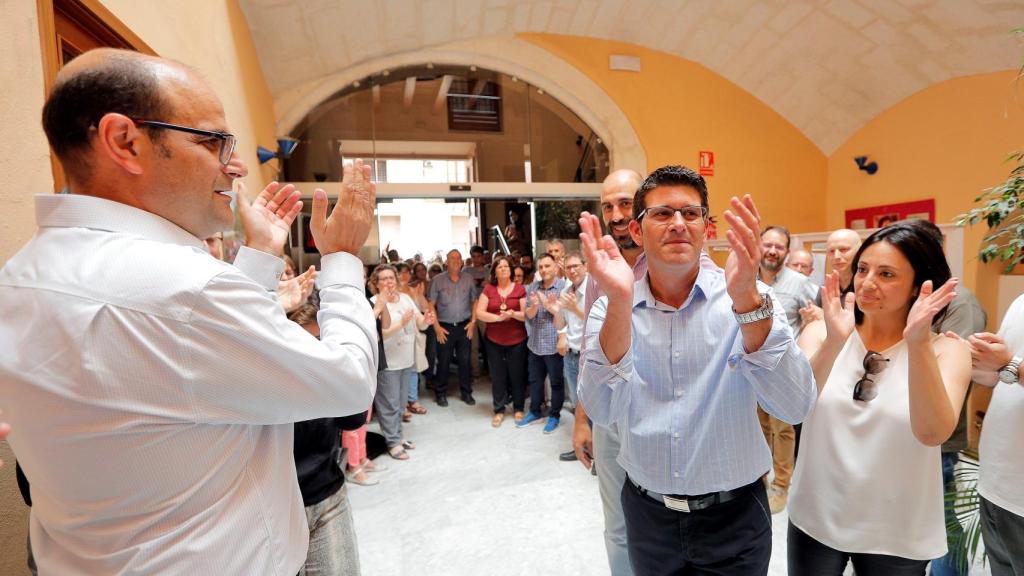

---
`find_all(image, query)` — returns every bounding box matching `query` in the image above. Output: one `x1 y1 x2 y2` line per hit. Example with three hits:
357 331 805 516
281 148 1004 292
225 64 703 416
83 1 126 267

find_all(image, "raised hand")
904 279 958 344
310 159 376 256
578 211 633 302
401 309 414 326
423 310 436 325
277 265 317 313
822 271 856 343
722 195 762 310
800 299 824 325
238 181 303 256
966 332 1012 372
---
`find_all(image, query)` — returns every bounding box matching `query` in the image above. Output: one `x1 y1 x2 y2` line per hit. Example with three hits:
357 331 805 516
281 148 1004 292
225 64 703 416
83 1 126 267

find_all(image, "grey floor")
348 378 990 576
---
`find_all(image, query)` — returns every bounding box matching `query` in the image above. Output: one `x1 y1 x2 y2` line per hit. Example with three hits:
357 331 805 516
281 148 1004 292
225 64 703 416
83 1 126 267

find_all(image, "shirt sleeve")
426 276 439 304
579 296 635 427
727 291 816 425
231 246 285 292
936 291 987 338
184 251 377 425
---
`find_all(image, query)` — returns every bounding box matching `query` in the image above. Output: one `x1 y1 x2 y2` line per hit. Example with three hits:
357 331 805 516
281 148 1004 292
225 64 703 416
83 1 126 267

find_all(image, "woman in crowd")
397 262 430 420
370 265 432 460
475 256 528 427
512 265 526 285
409 261 438 391
788 222 972 575
342 269 391 486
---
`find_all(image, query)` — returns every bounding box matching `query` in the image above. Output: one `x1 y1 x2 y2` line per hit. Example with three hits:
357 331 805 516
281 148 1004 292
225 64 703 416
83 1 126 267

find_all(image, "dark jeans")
621 477 771 575
424 325 437 380
981 495 1024 576
485 338 526 413
788 521 928 576
528 351 564 419
930 452 965 576
435 321 471 397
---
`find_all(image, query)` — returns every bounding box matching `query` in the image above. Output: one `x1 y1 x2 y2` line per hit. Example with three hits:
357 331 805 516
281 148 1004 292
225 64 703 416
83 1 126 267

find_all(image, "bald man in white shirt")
0 48 378 575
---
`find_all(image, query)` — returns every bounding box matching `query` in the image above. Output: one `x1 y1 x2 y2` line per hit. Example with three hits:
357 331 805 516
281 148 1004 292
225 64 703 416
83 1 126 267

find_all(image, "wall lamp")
257 137 300 166
854 155 878 175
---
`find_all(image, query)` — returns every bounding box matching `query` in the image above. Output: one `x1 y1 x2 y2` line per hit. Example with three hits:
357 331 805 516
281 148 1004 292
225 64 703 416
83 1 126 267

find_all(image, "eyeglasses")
638 205 708 224
852 350 889 402
132 119 237 166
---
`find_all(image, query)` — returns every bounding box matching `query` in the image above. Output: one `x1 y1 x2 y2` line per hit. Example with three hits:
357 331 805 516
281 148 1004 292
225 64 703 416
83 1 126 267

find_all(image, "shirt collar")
36 193 206 249
633 265 714 310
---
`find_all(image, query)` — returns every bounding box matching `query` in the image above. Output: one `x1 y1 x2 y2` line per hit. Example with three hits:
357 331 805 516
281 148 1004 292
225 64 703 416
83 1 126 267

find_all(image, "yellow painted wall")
0 2 275 574
522 33 828 235
827 70 1024 328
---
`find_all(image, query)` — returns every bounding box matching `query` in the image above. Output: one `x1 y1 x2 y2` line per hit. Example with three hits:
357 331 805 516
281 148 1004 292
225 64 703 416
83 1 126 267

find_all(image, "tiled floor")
348 378 989 575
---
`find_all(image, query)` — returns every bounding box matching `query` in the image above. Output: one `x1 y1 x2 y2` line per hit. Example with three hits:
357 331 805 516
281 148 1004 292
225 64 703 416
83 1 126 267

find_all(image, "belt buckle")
663 495 690 513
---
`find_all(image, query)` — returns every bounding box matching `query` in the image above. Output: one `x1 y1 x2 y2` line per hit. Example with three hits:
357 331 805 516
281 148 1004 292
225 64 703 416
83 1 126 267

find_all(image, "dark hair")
470 245 484 255
395 262 411 274
564 251 585 264
901 219 945 247
537 252 556 265
42 51 173 182
287 302 319 327
850 221 952 325
633 165 709 220
761 225 791 248
488 256 516 285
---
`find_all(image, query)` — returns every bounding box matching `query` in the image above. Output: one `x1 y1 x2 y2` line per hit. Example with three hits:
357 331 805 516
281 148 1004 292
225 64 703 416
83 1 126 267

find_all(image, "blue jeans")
563 349 580 409
299 484 360 576
407 370 419 404
930 452 965 576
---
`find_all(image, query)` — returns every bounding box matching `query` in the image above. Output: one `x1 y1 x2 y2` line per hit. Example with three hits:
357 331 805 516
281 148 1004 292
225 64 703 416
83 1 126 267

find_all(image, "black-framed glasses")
638 205 708 224
132 119 237 165
853 350 889 402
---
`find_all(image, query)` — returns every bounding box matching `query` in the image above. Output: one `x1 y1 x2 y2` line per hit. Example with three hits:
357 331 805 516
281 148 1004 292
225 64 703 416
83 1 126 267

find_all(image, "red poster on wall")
844 199 935 230
699 151 714 176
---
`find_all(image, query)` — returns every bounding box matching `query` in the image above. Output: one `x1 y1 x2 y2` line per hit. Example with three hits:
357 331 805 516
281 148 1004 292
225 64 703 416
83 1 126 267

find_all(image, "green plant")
944 450 985 573
956 151 1024 272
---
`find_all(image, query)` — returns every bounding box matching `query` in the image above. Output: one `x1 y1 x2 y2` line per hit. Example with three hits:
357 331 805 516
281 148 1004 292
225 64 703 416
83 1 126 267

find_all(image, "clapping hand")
965 332 1013 372
278 265 317 313
722 195 763 310
800 299 823 324
821 271 855 343
542 292 561 315
904 279 958 344
310 159 376 256
238 181 302 256
400 309 414 326
578 211 633 303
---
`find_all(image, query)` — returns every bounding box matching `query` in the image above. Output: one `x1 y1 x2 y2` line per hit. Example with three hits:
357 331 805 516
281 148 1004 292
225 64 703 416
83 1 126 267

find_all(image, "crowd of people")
0 47 1022 576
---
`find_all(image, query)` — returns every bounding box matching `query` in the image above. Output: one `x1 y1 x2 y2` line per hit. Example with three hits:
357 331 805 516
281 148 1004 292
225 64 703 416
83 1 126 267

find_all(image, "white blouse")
788 330 946 560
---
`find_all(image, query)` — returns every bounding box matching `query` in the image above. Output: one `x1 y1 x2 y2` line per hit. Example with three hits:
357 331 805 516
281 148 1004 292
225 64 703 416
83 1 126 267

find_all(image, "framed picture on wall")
845 199 935 230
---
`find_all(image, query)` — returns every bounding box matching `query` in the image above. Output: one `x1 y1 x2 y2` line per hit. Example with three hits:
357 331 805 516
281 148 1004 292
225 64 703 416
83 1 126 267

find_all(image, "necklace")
497 283 513 312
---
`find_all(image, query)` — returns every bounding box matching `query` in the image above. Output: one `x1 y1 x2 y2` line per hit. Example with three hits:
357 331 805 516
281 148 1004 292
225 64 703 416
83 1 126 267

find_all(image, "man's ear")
628 219 643 248
95 113 146 175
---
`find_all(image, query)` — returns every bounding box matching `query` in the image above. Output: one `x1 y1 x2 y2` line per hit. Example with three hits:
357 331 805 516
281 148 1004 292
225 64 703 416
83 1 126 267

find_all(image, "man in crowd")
580 165 815 574
0 48 378 574
825 227 862 289
427 249 478 407
965 293 1024 576
518 253 567 433
546 238 566 275
573 168 646 576
756 225 819 513
785 248 814 277
464 244 490 375
557 252 588 416
520 253 536 284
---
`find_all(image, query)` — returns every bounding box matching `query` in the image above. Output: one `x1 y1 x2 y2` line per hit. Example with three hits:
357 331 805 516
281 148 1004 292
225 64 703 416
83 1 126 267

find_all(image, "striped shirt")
526 277 566 356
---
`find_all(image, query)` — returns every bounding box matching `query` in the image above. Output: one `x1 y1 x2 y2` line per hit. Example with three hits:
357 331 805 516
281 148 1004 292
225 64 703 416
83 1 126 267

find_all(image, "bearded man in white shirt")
0 48 378 575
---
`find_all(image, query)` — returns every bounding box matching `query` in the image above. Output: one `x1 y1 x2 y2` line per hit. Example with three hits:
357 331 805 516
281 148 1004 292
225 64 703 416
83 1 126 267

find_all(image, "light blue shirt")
580 265 815 495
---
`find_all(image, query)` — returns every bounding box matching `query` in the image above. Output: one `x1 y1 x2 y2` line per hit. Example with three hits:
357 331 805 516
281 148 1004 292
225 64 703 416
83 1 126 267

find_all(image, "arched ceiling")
239 0 1024 154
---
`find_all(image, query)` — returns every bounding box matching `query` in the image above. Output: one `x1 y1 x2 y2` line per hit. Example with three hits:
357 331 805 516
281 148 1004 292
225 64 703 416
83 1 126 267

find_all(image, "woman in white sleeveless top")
789 222 972 575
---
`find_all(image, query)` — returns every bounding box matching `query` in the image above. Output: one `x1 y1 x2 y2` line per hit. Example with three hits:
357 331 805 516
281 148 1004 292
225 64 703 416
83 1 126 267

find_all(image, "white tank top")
788 330 946 560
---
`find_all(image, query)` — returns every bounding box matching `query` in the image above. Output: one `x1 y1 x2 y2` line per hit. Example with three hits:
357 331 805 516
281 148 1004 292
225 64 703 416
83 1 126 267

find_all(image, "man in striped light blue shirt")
579 165 815 575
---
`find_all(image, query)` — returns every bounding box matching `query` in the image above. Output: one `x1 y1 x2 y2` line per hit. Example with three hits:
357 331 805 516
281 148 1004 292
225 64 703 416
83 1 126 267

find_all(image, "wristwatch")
733 293 773 325
998 356 1022 384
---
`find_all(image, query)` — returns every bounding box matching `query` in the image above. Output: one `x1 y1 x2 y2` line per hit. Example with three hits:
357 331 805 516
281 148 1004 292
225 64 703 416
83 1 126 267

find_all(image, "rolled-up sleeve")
728 293 815 424
579 296 635 427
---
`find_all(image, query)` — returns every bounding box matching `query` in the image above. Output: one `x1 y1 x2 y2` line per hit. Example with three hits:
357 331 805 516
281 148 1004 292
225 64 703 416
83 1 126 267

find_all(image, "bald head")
600 169 643 250
602 169 643 197
786 249 814 276
42 48 203 184
826 228 862 279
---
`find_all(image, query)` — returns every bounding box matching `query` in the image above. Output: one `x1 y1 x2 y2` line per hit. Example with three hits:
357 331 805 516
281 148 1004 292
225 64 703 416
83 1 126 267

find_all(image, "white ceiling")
239 0 1024 153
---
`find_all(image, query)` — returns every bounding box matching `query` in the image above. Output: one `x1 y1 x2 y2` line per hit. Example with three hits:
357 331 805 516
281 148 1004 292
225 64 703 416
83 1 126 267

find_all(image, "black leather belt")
628 475 758 513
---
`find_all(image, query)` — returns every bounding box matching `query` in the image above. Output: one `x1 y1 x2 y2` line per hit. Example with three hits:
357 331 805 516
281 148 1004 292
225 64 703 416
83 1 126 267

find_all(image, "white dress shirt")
0 194 377 575
580 266 816 495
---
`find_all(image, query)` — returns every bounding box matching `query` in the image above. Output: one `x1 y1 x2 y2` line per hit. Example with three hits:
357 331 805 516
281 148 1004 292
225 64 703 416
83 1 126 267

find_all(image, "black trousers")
485 338 526 413
527 351 564 419
787 521 928 576
435 321 471 397
621 477 771 576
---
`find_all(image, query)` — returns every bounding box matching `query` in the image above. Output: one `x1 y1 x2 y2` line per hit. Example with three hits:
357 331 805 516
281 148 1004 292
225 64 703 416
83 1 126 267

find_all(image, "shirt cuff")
584 340 634 388
319 252 364 289
727 321 790 372
233 246 284 292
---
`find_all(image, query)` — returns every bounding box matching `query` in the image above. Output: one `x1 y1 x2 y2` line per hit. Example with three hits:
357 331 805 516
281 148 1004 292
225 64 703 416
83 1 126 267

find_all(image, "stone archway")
274 36 646 173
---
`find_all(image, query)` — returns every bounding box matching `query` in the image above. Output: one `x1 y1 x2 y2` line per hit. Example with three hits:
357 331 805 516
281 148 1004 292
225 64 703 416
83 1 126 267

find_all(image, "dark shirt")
293 412 368 507
482 283 527 346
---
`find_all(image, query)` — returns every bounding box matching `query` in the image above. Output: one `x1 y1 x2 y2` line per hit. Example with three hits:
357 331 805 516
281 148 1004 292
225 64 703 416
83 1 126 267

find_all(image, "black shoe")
436 394 448 407
461 394 476 406
559 450 578 462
